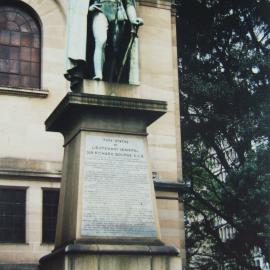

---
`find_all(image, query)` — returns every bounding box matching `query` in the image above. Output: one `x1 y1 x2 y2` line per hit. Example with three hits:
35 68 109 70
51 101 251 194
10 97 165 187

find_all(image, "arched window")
0 4 41 89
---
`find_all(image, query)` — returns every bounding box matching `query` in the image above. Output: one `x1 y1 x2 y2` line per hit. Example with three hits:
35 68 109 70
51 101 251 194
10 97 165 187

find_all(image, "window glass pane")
14 14 25 25
31 62 40 77
0 59 9 72
6 21 19 31
0 73 8 85
21 76 31 88
9 74 20 88
30 21 39 33
6 11 16 21
20 23 31 33
0 45 9 58
33 34 40 48
0 15 7 29
42 190 59 243
20 47 31 61
10 60 19 73
10 46 19 60
20 61 31 75
0 188 26 243
0 30 10 44
30 77 39 88
21 33 32 47
31 48 40 62
10 32 20 46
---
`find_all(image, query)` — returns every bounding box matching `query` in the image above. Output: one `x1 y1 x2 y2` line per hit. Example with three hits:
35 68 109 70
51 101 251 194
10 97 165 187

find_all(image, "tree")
176 0 270 269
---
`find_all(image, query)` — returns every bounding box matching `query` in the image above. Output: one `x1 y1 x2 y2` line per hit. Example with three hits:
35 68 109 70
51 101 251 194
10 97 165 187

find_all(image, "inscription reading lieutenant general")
81 134 158 238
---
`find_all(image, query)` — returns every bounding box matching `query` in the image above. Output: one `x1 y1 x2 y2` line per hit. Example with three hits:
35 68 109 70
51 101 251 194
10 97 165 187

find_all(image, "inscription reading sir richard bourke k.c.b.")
81 134 158 238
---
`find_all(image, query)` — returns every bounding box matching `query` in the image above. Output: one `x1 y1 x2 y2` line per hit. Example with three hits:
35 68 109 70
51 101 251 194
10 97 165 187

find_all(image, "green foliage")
176 0 270 269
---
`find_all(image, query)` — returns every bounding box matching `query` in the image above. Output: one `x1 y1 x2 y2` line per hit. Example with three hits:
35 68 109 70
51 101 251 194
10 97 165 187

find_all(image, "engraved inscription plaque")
81 134 158 238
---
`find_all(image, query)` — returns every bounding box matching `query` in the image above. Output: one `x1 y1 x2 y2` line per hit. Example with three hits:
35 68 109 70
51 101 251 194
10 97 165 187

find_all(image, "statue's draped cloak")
65 0 90 72
65 0 140 86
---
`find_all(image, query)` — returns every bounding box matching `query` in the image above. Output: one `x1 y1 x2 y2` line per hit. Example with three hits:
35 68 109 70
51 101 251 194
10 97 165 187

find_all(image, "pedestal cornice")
45 93 167 138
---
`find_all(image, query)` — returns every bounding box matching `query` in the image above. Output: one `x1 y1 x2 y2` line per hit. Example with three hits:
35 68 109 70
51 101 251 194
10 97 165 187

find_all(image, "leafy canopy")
176 0 270 269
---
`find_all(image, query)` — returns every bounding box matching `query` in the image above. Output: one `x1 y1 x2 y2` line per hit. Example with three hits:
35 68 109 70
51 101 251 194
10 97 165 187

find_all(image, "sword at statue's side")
116 22 142 84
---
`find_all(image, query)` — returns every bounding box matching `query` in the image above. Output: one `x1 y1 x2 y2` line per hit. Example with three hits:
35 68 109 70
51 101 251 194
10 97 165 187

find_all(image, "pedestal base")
39 244 182 270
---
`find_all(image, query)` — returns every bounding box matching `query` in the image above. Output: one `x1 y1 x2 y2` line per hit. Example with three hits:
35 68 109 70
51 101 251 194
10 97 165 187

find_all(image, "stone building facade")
0 0 185 268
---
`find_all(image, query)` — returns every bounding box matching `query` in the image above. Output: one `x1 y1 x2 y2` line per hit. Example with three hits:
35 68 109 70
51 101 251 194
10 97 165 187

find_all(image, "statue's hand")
89 3 102 12
131 17 144 26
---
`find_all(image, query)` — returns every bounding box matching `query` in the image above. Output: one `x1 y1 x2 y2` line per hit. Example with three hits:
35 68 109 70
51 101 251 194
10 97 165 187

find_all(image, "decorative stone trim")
45 92 167 133
0 169 61 181
40 244 180 264
0 158 61 181
0 86 49 98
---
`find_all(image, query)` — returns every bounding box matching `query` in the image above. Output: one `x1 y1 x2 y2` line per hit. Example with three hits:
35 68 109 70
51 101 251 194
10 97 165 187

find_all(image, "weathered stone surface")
70 255 98 270
99 255 151 270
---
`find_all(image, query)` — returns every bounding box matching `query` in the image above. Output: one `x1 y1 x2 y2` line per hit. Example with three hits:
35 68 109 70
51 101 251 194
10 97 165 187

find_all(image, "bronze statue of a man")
65 0 143 91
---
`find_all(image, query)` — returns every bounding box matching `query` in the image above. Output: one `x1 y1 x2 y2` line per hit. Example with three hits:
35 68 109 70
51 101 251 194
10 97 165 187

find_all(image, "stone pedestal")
39 93 182 270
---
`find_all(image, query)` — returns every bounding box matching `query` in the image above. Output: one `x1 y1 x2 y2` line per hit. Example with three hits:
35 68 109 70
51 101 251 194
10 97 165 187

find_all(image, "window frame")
0 1 44 93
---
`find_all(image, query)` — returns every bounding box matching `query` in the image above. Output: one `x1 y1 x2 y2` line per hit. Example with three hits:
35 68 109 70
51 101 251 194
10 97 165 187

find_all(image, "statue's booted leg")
92 12 108 80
